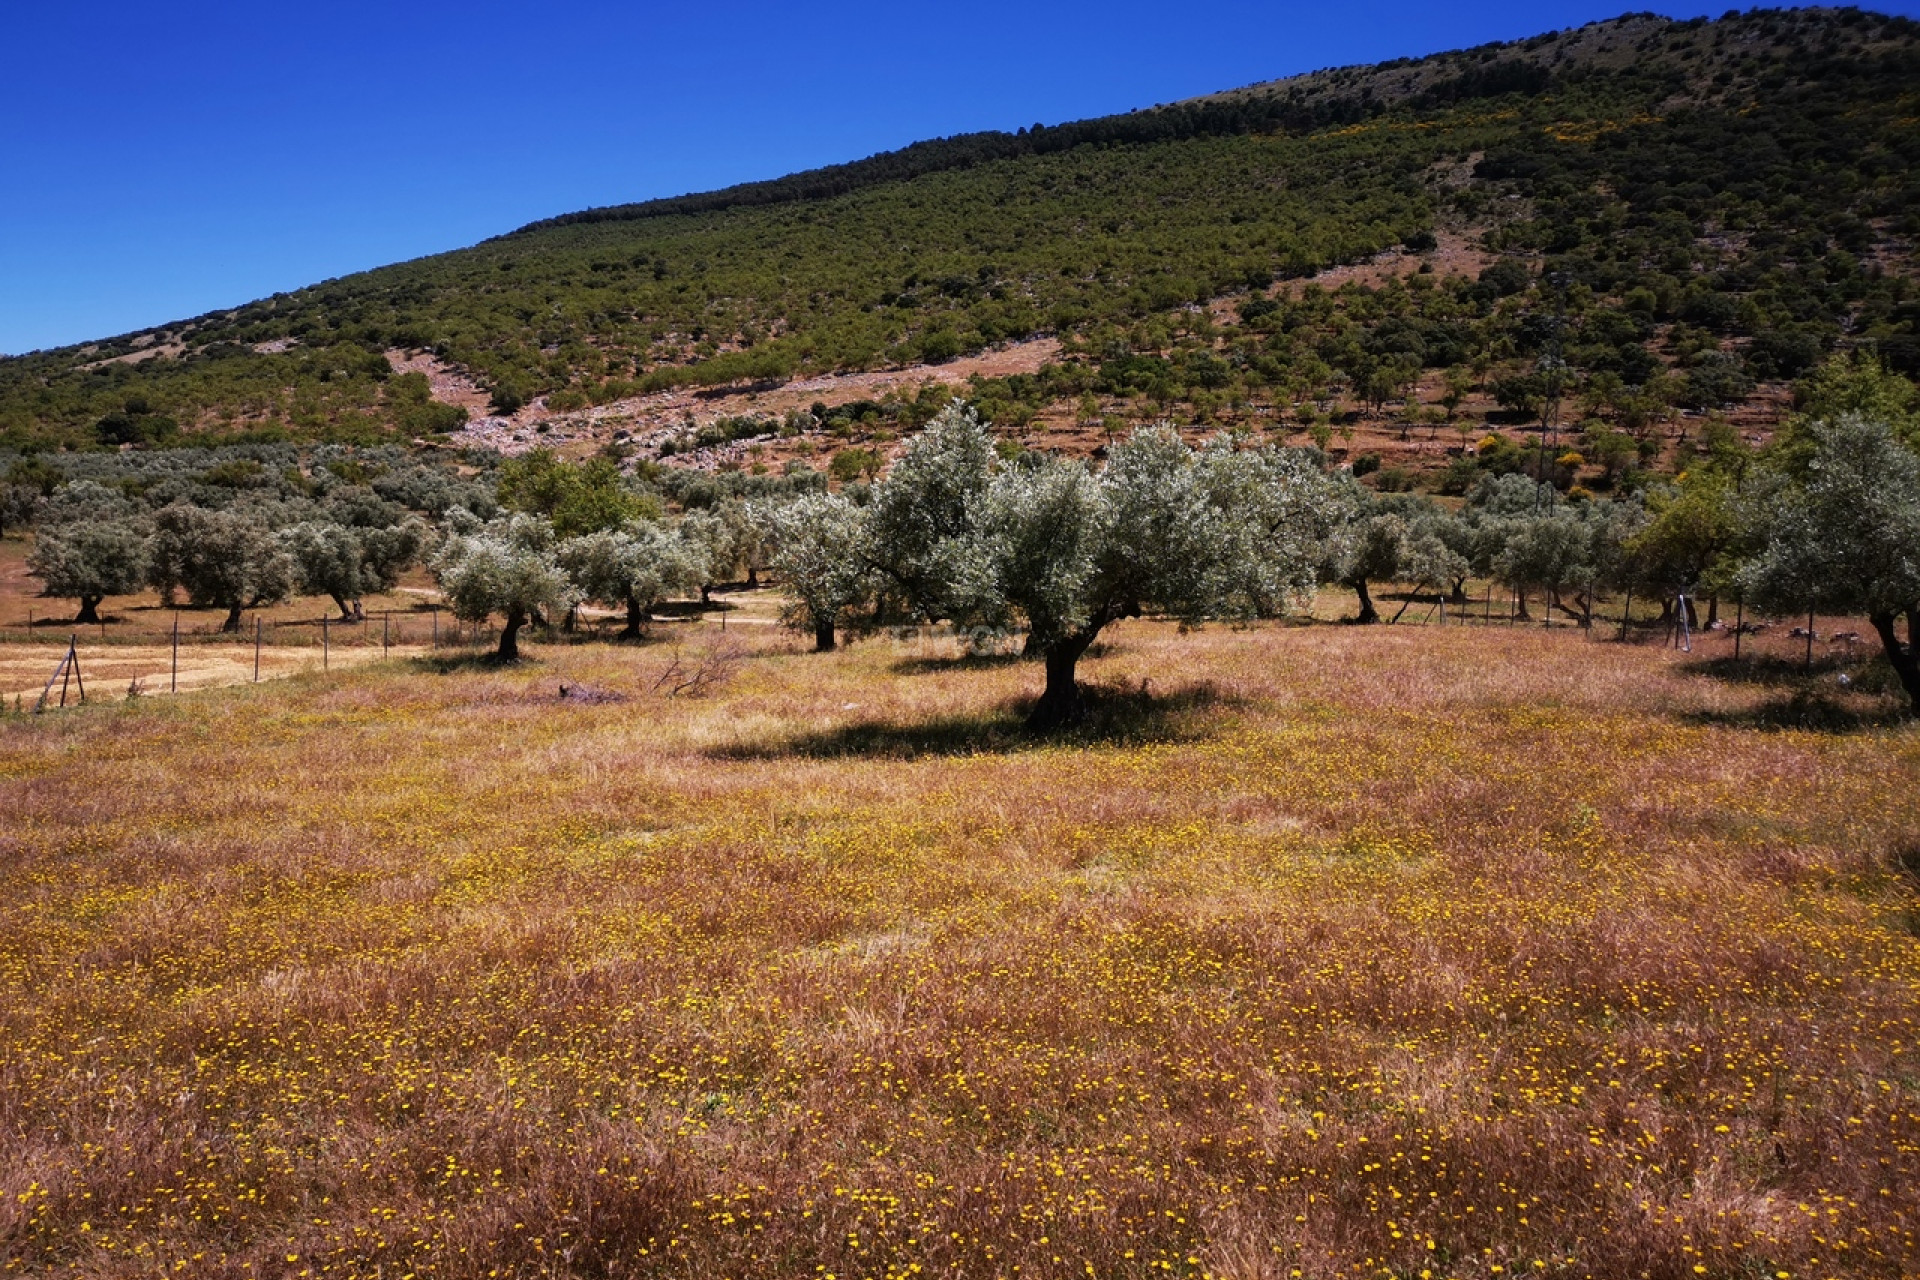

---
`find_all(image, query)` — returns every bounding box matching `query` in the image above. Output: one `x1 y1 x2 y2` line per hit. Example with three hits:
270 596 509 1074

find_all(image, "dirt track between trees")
0 641 425 706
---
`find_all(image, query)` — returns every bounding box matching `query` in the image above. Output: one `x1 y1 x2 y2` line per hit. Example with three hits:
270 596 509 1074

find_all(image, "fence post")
1733 596 1744 661
322 616 330 672
432 607 439 647
255 616 262 682
1804 610 1815 673
170 614 179 693
383 612 390 658
69 634 84 704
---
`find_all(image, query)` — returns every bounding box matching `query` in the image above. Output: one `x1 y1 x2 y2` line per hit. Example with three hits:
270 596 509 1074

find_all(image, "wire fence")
0 589 1854 716
0 608 481 711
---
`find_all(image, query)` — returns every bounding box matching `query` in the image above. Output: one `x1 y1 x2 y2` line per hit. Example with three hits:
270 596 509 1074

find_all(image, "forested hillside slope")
2 6 1915 462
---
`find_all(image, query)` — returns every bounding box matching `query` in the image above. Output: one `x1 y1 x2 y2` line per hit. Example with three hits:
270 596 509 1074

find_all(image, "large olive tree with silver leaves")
976 429 1334 726
861 403 1336 728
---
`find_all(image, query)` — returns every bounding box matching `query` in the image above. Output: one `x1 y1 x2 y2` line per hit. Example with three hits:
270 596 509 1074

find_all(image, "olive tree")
862 401 998 625
28 519 151 624
1391 527 1471 621
1332 508 1408 625
432 515 575 660
1740 413 1920 711
765 493 872 651
971 429 1329 727
281 518 427 619
1495 508 1603 626
557 522 706 639
148 503 295 632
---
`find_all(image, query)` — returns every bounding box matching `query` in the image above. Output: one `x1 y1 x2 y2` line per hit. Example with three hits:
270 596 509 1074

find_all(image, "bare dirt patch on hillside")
444 338 1061 463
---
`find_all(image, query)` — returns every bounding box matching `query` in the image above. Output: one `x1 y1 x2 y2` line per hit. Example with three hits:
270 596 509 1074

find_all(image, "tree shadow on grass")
1678 653 1913 733
888 650 1027 676
713 679 1243 760
1678 690 1912 734
887 639 1115 677
409 650 526 675
1683 652 1859 687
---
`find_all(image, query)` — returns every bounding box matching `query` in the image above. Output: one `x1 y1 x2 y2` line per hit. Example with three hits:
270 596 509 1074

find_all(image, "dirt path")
0 642 427 706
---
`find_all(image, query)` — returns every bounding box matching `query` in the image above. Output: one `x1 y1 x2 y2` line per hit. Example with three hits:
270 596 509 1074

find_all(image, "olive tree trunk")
75 596 103 625
1027 633 1097 730
498 608 527 660
1870 609 1920 713
620 596 646 641
1348 577 1379 625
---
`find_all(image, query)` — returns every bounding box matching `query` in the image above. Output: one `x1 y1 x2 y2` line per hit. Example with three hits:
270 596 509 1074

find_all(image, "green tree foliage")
383 372 469 437
495 451 656 538
148 504 296 632
557 523 706 638
1624 472 1739 612
431 515 576 660
27 518 150 624
1741 413 1920 711
765 494 872 651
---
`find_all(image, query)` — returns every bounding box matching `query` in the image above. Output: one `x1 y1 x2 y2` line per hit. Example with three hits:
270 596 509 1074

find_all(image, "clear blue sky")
4 2 1912 356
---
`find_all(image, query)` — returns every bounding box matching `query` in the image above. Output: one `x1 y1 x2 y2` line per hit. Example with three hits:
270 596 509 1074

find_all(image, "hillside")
2 6 1917 492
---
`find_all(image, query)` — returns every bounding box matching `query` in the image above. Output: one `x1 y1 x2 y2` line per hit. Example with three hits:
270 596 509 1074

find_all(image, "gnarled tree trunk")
1028 632 1097 730
1869 609 1920 713
498 607 527 660
621 595 646 640
222 603 244 633
75 596 103 625
814 620 837 652
1348 577 1379 625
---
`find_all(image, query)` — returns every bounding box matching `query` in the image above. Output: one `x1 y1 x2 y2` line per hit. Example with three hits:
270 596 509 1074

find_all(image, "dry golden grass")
0 619 1915 1279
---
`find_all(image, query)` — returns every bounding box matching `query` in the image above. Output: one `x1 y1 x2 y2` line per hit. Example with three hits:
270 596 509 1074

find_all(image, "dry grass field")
0 617 1915 1279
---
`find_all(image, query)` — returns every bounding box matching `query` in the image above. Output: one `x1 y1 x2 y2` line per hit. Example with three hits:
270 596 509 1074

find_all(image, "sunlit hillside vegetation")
1 8 1915 452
